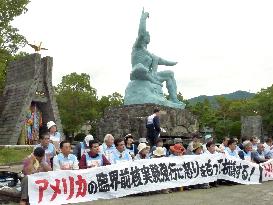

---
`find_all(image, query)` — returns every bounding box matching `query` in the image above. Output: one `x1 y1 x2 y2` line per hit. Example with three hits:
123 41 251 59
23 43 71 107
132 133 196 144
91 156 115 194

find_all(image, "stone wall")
96 104 199 142
241 116 262 139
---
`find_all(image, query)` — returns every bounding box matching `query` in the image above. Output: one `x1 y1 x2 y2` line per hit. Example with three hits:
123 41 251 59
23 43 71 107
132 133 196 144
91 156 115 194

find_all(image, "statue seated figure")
128 9 184 107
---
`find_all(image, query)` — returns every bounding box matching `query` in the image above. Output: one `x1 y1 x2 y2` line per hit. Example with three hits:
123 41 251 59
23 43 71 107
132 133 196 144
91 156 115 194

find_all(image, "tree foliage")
55 73 123 136
0 0 30 94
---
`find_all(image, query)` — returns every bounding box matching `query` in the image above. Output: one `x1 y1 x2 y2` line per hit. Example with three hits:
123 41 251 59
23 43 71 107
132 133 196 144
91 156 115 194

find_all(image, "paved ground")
77 181 273 205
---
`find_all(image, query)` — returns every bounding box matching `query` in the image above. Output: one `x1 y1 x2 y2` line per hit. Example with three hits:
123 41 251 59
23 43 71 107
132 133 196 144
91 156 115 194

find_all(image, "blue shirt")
225 147 239 158
110 150 132 164
85 153 104 167
99 143 116 161
35 143 56 159
53 153 79 170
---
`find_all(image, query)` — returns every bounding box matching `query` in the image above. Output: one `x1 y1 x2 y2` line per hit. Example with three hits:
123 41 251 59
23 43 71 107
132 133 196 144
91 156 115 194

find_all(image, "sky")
12 0 273 99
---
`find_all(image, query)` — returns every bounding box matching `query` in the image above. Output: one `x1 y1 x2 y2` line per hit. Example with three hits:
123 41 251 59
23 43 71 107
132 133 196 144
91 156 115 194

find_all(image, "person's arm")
52 156 61 171
79 154 87 169
102 155 111 166
23 156 35 175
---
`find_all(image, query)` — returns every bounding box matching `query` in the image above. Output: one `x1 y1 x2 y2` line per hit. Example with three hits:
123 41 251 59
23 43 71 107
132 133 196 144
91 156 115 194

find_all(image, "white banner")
260 159 273 182
28 154 261 205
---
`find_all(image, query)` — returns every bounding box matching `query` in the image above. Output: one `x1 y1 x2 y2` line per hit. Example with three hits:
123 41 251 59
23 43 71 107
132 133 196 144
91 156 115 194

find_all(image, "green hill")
188 90 255 105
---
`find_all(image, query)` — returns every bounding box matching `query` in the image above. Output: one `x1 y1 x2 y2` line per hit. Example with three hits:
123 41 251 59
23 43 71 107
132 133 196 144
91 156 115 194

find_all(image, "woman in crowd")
124 134 138 158
135 143 150 160
169 143 185 157
47 121 62 153
150 138 168 157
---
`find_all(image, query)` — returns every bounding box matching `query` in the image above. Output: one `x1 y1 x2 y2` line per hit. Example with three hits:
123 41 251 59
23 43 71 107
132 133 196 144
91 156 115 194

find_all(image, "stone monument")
124 9 185 109
97 10 198 142
0 54 63 145
241 116 262 139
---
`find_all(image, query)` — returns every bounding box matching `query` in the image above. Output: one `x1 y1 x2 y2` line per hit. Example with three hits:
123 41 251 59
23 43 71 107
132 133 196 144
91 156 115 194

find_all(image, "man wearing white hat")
47 121 62 152
73 134 94 161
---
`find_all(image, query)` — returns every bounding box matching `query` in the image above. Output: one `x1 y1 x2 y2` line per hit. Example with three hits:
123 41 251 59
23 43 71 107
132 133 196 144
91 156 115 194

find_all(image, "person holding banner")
53 141 79 170
79 140 111 169
238 141 253 162
225 139 239 158
99 134 116 161
252 143 268 164
20 147 51 205
111 138 133 164
205 141 217 154
135 143 150 160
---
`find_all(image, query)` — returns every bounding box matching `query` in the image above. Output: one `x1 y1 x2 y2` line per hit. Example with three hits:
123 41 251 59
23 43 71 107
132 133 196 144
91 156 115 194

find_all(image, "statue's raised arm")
134 9 150 48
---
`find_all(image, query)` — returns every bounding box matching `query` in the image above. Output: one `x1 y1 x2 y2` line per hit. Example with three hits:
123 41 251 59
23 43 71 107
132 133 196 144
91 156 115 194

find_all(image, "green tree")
0 0 30 93
253 84 273 134
97 92 124 116
55 73 98 135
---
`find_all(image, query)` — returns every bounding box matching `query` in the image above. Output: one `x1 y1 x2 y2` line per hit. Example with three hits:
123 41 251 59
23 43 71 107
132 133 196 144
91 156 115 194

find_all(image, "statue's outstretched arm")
158 57 177 66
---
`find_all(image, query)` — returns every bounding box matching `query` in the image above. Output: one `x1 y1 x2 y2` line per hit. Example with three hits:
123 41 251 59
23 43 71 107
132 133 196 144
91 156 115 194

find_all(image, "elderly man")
99 134 116 161
79 140 110 169
20 147 51 205
53 141 79 170
238 141 253 162
110 138 133 164
252 143 268 164
35 132 56 166
73 134 94 160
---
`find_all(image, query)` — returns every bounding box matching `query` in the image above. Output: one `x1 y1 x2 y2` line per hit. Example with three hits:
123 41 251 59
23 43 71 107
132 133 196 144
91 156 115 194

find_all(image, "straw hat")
153 147 165 157
47 121 56 129
192 142 203 151
170 144 185 154
137 143 150 153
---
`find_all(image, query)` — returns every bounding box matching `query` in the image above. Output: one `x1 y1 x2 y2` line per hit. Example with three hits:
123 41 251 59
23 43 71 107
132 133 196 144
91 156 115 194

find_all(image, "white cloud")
12 0 273 99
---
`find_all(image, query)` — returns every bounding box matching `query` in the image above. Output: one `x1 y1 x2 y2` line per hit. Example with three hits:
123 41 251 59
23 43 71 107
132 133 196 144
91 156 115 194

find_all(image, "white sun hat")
47 121 56 129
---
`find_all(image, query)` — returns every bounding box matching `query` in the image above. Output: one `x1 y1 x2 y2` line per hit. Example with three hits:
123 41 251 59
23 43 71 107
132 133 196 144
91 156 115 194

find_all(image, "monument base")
96 104 199 143
124 80 186 109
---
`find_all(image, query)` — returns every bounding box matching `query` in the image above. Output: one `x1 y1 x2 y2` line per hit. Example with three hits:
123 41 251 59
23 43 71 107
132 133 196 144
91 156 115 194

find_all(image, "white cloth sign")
28 154 261 205
260 159 273 181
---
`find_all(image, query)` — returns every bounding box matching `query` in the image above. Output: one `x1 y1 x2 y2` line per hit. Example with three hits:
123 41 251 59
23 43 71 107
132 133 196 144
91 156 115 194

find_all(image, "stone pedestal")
96 104 199 142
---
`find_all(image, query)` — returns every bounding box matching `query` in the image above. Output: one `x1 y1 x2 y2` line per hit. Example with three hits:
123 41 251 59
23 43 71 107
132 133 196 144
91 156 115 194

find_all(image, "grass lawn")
0 148 32 165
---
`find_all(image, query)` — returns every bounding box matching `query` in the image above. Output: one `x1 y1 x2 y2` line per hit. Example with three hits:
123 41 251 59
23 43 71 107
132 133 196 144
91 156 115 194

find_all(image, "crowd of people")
19 116 273 204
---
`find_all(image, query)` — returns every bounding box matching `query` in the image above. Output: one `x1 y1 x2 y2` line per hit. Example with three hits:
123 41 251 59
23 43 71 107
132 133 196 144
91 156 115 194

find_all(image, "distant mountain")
188 90 255 105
